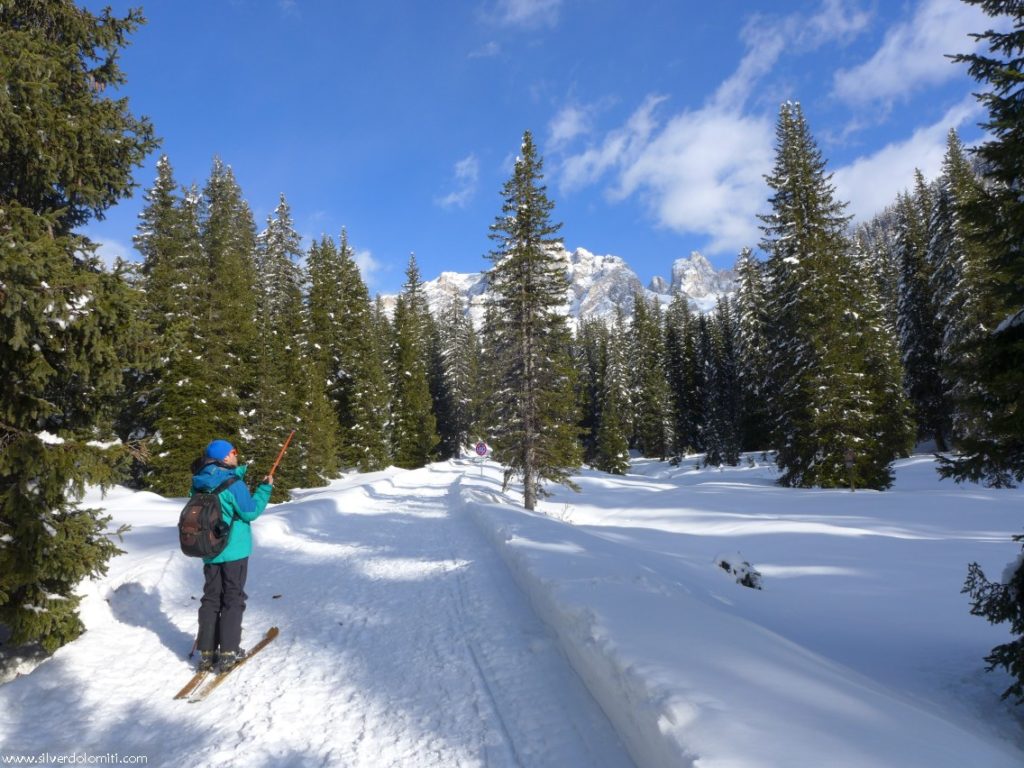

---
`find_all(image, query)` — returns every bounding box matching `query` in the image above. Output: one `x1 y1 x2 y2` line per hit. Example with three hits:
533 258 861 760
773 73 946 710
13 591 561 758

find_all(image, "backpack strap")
209 475 242 525
211 476 240 495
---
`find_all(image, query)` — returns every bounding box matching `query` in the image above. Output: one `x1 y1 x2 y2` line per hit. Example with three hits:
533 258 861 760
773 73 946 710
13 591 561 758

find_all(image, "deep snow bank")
456 462 1023 768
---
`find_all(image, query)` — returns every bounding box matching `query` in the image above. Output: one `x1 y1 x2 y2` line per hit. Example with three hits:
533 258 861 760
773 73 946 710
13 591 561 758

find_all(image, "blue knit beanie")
204 439 235 461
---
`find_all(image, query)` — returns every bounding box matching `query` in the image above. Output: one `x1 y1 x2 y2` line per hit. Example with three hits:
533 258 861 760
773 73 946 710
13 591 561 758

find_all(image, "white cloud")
833 0 989 106
548 105 592 150
354 248 382 288
492 0 562 27
436 154 480 209
559 95 665 193
718 0 870 111
615 107 775 255
556 0 870 256
832 96 981 223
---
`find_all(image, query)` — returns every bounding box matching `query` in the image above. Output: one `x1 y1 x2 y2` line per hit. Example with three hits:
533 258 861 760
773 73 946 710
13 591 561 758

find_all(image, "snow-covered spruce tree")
628 292 672 459
697 314 724 466
930 131 998 452
426 315 455 459
845 239 915 483
733 248 773 452
287 236 340 488
760 102 911 489
305 236 346 453
854 212 902 328
307 232 390 471
144 159 259 494
485 130 581 509
663 294 701 456
335 235 392 472
433 296 480 458
702 298 742 467
593 311 631 475
141 185 217 494
121 155 186 484
573 318 606 464
947 0 1024 706
135 157 188 328
250 195 305 497
942 3 1024 486
0 1 158 651
894 174 950 450
391 255 440 469
474 302 503 449
368 294 397 462
199 157 260 441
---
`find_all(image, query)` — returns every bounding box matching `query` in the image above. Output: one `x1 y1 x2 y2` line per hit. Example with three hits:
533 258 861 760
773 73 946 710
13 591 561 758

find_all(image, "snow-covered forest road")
0 464 633 767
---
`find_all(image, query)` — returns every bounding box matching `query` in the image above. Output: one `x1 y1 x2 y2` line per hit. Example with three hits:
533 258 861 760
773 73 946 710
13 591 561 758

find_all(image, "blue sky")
83 0 992 295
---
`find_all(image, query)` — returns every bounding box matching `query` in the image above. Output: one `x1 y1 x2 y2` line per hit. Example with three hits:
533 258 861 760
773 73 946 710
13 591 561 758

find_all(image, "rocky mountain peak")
381 246 736 327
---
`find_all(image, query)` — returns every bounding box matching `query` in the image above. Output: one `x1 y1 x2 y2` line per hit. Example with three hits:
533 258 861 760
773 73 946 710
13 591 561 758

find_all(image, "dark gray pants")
197 558 248 653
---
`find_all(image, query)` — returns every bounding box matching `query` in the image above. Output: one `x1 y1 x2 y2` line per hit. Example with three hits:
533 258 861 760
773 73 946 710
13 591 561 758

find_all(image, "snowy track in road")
0 465 634 768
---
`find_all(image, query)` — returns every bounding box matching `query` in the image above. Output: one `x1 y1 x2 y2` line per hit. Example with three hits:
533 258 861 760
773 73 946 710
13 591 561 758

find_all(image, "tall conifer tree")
760 102 910 489
474 303 503 448
930 131 997 450
894 175 949 449
664 294 701 455
391 255 439 468
734 248 772 451
574 318 607 464
124 155 187 481
0 1 157 650
628 293 672 459
696 315 724 466
144 186 216 494
307 232 390 470
144 159 260 493
434 297 480 458
950 0 1024 707
943 3 1024 486
485 131 581 509
251 195 305 497
702 299 742 466
594 312 631 475
200 158 260 446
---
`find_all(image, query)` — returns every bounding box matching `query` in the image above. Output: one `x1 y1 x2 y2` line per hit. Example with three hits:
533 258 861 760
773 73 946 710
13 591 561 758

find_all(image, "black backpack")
178 476 239 558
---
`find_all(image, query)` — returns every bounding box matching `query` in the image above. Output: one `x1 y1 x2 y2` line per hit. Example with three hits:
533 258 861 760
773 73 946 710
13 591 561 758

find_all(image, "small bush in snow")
963 543 1024 704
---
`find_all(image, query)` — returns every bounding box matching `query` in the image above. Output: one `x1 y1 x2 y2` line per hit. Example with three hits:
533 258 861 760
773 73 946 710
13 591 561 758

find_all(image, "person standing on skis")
190 438 273 672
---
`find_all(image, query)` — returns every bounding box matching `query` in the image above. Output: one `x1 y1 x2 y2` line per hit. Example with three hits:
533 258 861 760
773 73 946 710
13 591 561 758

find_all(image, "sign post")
474 441 489 476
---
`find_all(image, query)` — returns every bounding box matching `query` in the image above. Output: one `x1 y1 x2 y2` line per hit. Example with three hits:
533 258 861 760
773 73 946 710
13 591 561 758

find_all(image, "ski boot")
218 648 246 672
197 650 217 672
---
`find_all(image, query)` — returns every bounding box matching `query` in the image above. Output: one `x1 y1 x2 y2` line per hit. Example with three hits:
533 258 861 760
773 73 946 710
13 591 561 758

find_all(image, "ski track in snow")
0 466 634 768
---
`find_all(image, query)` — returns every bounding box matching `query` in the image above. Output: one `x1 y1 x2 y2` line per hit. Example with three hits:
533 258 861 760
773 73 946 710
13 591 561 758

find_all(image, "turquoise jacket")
190 462 272 565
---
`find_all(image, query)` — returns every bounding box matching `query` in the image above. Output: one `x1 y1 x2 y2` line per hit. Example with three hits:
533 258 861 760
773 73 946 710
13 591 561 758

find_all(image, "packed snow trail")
0 464 634 767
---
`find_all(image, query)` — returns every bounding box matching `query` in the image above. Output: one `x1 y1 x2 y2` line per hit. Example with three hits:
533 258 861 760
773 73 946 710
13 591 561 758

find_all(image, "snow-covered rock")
669 251 734 299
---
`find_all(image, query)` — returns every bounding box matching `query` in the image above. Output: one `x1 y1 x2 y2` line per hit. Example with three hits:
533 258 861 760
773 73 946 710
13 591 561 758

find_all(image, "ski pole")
266 429 296 480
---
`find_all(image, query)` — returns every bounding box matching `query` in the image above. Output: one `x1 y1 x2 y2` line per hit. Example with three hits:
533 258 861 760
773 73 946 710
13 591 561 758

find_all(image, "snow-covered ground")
1 455 1022 767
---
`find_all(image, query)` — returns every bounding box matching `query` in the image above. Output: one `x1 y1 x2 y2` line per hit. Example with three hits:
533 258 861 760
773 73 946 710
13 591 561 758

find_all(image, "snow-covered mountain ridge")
383 247 736 327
